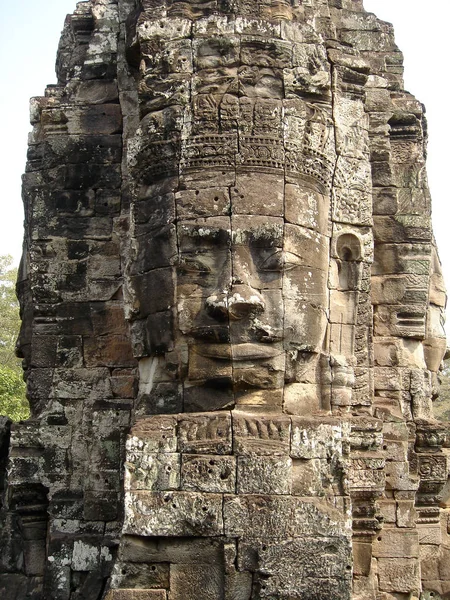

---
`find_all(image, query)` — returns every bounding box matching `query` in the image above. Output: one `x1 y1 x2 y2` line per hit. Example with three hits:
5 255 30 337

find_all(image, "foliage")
435 358 450 422
0 365 27 422
0 255 29 421
0 255 21 367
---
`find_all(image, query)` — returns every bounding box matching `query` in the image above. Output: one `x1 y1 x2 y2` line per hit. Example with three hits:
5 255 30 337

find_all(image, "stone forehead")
173 177 328 219
178 221 285 250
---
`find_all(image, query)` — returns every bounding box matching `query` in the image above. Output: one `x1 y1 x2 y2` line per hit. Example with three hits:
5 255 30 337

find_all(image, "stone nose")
205 284 265 321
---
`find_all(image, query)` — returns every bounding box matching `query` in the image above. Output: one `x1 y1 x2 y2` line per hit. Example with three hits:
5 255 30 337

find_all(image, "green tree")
0 365 27 421
0 255 29 421
435 357 450 422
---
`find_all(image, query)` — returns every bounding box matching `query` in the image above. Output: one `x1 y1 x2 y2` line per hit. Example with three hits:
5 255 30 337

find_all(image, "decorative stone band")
285 142 339 191
130 133 340 191
137 0 304 22
239 136 285 172
128 138 181 184
181 134 238 171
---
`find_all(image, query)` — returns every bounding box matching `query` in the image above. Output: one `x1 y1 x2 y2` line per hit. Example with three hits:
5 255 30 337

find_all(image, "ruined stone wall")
0 0 449 599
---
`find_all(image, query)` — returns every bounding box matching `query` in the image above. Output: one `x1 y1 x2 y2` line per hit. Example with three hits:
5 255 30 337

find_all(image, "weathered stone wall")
0 0 449 599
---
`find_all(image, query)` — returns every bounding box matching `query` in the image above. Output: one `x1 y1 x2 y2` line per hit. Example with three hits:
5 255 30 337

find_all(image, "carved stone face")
131 176 332 413
126 10 341 413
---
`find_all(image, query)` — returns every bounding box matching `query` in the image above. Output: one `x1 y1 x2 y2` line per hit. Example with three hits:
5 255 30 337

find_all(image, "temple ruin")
1 0 449 598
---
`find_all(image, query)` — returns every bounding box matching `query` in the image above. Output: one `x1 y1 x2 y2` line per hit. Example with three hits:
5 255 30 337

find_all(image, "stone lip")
193 343 282 361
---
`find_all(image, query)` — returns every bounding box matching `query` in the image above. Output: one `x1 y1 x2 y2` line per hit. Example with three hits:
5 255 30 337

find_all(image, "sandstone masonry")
0 1 449 599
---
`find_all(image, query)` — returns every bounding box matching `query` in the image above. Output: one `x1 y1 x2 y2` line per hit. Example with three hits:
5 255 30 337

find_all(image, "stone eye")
259 251 301 272
178 258 210 275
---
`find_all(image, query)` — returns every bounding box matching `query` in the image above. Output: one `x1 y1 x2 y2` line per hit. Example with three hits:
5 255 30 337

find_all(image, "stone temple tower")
0 0 449 598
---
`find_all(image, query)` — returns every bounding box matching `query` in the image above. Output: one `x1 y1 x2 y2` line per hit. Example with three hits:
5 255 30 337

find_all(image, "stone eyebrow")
232 225 284 246
181 224 232 244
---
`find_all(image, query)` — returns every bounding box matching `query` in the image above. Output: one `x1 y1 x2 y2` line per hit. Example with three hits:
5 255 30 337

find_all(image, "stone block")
175 187 230 218
373 528 419 558
396 500 417 528
134 192 176 231
290 418 347 459
137 382 183 415
372 242 431 277
372 187 398 215
285 183 330 234
113 562 169 590
127 416 178 453
44 563 71 600
418 454 448 483
420 544 441 582
383 440 408 462
237 455 292 494
347 466 384 492
187 350 233 381
85 468 121 492
283 383 323 415
169 564 224 600
132 225 178 274
51 367 112 400
30 334 58 367
439 545 450 580
124 491 224 537
110 369 138 399
0 575 28 600
105 591 166 600
232 413 290 455
23 539 46 576
125 453 180 491
378 500 396 524
183 383 234 413
383 421 411 442
385 461 419 492
231 172 284 216
352 541 372 576
178 412 232 454
84 491 119 521
72 540 103 572
374 215 431 243
84 335 136 367
130 268 175 318
75 80 119 104
418 525 442 546
223 495 350 539
377 557 420 594
420 584 447 599
119 536 224 565
230 351 285 390
374 367 402 392
234 388 284 414
240 536 351 579
181 454 236 493
224 569 253 600
291 458 324 496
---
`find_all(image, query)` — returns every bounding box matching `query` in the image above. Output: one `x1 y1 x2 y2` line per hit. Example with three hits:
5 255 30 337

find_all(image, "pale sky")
0 0 78 263
1 1 449 314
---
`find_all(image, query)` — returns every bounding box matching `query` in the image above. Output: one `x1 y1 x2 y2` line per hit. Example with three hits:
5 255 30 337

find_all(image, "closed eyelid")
259 250 302 271
178 257 211 273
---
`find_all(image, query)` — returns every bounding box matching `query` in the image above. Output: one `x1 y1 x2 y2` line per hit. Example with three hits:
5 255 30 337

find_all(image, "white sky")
1 1 449 317
0 0 78 263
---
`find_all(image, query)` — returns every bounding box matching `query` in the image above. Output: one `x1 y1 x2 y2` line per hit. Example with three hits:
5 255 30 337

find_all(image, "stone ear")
336 233 362 262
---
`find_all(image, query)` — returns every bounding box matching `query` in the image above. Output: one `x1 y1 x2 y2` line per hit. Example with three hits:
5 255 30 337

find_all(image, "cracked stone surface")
0 0 449 599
